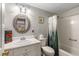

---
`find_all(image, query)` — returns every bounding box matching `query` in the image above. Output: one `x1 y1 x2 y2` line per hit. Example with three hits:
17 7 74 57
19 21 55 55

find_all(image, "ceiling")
27 3 79 14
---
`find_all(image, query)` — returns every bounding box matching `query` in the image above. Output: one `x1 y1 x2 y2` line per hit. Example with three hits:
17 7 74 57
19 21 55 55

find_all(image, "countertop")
4 37 40 50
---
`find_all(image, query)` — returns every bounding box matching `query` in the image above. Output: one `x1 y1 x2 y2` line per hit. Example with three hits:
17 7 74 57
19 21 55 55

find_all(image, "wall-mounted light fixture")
16 4 27 14
19 5 26 14
16 3 32 15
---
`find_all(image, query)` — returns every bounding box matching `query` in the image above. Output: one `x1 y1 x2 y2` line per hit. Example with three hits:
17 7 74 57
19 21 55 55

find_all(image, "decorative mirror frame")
13 14 30 34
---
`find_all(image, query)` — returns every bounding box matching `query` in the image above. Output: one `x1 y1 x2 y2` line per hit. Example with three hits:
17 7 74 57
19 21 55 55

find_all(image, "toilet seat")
42 46 55 56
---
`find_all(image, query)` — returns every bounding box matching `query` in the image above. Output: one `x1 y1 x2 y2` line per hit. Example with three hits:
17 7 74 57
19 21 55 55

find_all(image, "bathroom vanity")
4 37 41 56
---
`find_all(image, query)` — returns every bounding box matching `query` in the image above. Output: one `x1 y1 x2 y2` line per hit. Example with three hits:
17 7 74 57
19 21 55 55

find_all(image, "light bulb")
27 9 31 14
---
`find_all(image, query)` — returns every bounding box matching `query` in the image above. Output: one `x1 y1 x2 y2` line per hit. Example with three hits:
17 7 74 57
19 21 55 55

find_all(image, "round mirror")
13 14 30 34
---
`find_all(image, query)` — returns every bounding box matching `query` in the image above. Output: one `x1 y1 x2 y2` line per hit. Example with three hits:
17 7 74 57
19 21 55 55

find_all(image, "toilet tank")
39 38 47 47
38 34 47 47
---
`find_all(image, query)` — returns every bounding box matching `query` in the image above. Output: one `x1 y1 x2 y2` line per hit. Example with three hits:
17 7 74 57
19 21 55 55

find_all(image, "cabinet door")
13 43 41 56
26 44 41 56
58 17 72 47
13 47 28 56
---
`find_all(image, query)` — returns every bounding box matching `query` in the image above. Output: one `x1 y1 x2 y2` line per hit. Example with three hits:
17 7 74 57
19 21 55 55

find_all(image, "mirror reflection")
13 14 30 33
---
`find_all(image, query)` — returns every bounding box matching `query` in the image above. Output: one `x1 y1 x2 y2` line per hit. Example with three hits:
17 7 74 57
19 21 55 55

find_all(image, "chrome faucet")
21 37 26 40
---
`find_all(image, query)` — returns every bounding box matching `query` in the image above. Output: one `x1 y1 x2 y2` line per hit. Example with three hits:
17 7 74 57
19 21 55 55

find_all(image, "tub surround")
59 49 72 56
58 7 79 55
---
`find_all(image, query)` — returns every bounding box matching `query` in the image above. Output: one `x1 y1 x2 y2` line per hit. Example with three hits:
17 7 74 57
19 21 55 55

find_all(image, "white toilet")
38 34 55 56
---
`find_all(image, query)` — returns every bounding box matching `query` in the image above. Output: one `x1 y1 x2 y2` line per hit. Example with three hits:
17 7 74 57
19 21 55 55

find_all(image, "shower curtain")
48 15 59 56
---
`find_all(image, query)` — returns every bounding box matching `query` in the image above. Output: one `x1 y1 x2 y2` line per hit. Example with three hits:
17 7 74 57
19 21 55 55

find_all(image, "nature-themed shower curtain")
48 15 59 56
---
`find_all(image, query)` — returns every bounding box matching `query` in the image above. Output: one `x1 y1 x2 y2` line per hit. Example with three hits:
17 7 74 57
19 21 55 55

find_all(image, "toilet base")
41 46 55 56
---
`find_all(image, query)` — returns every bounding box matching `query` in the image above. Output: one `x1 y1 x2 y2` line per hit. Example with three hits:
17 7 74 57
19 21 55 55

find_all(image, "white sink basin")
13 37 34 44
14 39 31 45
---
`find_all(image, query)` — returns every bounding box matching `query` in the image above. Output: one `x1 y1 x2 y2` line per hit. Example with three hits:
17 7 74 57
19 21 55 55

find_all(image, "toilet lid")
42 46 54 53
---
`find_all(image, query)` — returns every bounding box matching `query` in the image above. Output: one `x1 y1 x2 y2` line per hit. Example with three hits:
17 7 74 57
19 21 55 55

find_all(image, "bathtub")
59 49 72 56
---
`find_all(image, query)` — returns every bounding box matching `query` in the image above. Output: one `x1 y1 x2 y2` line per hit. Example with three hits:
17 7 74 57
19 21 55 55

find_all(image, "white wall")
4 3 52 38
58 7 79 55
59 7 79 18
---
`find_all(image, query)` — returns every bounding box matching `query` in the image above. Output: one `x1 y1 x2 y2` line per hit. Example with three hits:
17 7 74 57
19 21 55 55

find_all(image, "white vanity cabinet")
8 43 41 56
4 37 41 56
8 49 14 56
